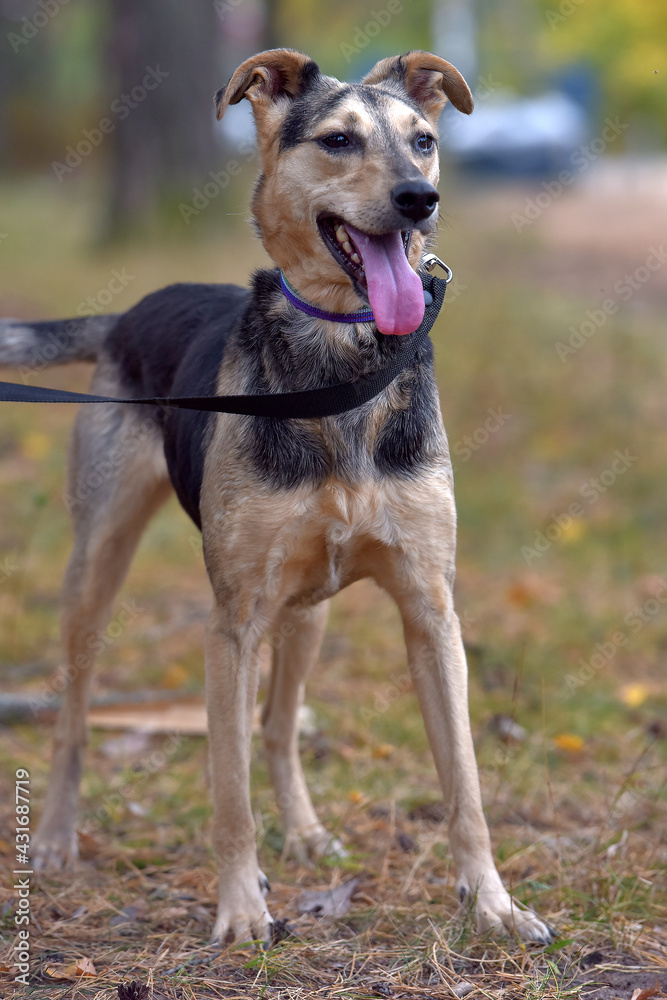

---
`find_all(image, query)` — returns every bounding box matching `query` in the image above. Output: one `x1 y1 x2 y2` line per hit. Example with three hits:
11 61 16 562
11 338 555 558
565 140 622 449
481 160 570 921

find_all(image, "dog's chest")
277 481 408 602
210 475 452 611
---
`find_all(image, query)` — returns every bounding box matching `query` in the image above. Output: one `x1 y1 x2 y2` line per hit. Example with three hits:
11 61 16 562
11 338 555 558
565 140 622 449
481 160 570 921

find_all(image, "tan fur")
254 91 437 312
33 49 552 949
361 50 475 122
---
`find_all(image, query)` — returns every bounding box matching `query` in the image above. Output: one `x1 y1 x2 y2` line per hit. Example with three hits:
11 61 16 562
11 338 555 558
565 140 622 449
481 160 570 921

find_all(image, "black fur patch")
106 270 440 526
108 282 249 527
373 339 440 475
279 85 351 152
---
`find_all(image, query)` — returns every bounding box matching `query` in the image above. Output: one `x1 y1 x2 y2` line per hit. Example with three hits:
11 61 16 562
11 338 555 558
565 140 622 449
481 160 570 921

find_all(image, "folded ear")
362 50 473 122
215 48 320 121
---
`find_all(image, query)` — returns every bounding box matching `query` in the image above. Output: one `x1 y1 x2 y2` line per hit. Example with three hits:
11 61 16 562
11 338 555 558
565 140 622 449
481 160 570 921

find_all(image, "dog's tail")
0 314 119 370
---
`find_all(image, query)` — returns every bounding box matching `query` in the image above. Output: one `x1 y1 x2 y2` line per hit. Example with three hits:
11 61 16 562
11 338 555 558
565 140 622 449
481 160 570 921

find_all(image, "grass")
0 168 666 998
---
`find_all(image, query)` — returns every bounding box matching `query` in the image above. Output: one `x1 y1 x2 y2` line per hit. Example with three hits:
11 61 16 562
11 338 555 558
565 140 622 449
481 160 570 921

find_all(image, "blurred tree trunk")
264 0 280 49
104 0 220 237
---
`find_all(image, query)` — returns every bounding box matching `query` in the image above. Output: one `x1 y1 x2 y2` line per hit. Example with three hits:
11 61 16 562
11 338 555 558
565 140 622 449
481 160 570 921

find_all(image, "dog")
0 49 553 946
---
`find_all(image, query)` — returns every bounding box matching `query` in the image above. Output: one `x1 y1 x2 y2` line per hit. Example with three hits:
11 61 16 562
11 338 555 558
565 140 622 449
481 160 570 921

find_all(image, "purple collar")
280 271 374 324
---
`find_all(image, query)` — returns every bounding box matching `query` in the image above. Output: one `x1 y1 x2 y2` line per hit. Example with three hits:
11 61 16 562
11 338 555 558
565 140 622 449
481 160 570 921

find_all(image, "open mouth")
317 214 410 290
316 214 425 336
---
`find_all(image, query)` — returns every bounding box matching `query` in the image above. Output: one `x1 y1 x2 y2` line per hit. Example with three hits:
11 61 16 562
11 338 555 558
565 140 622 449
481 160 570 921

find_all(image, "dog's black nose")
391 180 439 222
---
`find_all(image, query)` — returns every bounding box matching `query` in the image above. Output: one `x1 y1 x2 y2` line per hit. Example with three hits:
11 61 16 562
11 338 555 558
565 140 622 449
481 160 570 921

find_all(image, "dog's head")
215 49 472 334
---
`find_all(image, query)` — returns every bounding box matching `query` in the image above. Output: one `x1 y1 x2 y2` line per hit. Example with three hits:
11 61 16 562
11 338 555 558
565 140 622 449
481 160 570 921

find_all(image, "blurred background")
0 0 665 962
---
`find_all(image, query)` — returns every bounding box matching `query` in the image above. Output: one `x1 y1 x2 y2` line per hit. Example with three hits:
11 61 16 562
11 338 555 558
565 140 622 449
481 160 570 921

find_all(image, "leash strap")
0 272 448 420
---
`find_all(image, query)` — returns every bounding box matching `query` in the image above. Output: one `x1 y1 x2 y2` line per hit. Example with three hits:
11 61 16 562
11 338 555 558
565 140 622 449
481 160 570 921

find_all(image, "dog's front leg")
206 605 273 946
393 577 553 944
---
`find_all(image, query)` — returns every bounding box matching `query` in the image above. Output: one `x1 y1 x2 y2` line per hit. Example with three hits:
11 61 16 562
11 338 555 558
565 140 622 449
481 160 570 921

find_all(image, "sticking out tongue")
345 224 425 336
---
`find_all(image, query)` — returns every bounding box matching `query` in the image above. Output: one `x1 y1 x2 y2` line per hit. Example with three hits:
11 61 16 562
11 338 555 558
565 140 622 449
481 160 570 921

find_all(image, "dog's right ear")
215 48 319 121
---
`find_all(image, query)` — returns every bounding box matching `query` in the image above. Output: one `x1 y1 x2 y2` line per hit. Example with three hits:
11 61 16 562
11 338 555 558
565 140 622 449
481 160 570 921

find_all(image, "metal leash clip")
422 253 454 283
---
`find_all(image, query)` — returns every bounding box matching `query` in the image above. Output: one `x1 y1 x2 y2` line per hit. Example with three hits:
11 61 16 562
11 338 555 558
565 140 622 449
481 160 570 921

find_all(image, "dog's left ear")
362 51 473 123
215 48 319 121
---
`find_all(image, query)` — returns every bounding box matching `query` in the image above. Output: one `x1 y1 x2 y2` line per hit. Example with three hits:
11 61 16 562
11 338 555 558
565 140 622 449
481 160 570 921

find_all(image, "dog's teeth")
335 224 348 243
351 252 360 264
342 240 352 255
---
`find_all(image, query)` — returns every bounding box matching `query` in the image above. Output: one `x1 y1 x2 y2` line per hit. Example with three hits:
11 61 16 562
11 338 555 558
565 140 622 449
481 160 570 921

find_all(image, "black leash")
0 262 450 421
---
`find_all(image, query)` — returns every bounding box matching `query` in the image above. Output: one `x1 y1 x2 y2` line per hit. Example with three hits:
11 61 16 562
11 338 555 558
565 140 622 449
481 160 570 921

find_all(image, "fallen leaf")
491 714 527 743
44 967 75 981
396 832 417 853
605 829 628 859
21 431 50 461
506 582 534 606
630 987 661 1000
407 801 446 823
297 876 360 918
110 901 148 927
77 830 102 860
554 733 584 753
155 905 189 924
620 683 649 708
73 957 96 977
127 801 149 817
372 743 393 759
161 662 189 689
348 790 364 803
560 518 586 544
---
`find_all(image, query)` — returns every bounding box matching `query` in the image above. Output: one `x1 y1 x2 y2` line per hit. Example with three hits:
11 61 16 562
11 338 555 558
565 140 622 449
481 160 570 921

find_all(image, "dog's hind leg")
32 390 171 870
262 600 345 863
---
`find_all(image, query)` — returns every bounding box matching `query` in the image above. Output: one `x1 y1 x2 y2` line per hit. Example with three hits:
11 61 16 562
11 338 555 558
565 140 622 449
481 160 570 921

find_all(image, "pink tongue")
346 224 425 336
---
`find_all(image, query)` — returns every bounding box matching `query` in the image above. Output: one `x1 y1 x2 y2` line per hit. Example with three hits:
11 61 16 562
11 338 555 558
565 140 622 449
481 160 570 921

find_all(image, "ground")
0 161 665 998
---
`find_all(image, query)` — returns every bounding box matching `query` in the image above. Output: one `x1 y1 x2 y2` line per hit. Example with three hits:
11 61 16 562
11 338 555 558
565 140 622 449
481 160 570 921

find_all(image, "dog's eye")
416 133 435 153
319 133 350 150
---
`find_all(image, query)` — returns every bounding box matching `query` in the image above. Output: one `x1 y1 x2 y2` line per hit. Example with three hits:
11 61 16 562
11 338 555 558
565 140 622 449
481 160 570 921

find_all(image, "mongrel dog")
0 49 553 946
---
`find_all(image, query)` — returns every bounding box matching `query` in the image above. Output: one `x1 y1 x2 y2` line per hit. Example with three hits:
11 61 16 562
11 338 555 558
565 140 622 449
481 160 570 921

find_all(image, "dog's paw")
211 869 274 948
458 875 555 945
283 823 347 865
31 828 79 872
